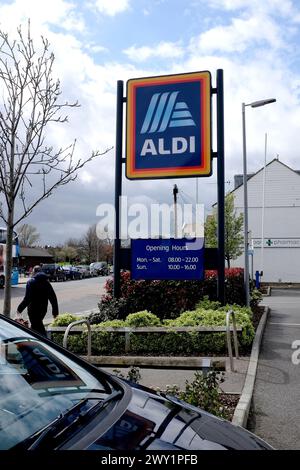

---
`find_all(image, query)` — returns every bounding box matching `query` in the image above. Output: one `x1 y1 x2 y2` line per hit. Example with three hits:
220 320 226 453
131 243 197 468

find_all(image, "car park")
41 264 67 282
0 314 273 451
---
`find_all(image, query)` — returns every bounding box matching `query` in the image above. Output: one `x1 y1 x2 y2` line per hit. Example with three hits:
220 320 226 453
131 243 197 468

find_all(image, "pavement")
248 288 300 449
99 356 250 394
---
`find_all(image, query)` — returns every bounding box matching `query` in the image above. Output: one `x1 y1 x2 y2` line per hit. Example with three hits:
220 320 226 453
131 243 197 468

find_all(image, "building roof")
19 247 53 258
233 158 300 191
212 158 300 207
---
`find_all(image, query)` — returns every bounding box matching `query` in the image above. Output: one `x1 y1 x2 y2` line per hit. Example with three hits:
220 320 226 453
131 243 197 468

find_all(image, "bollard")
255 270 260 289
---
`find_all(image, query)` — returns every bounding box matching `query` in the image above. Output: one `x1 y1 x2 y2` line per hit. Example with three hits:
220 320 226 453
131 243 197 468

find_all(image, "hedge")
51 304 254 356
97 269 247 321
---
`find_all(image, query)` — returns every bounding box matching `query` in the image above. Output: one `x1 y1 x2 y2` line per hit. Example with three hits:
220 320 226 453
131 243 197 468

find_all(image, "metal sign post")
113 70 225 303
113 80 124 298
216 69 225 305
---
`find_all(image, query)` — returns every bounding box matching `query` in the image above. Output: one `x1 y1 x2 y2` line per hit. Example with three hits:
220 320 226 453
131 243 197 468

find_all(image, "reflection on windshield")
1 338 85 392
0 335 109 449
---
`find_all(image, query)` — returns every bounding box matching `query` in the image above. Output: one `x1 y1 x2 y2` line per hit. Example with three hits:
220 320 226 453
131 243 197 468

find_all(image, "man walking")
17 265 59 336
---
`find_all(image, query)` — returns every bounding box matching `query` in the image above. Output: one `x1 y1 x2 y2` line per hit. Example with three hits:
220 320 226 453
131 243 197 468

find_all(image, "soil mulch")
251 305 265 331
219 393 240 421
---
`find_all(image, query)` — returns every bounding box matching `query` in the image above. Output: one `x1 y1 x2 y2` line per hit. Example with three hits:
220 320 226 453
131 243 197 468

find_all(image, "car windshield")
0 318 115 450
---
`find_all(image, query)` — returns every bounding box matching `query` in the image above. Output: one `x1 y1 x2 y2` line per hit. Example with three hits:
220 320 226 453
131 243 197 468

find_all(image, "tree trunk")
226 256 231 269
3 209 14 317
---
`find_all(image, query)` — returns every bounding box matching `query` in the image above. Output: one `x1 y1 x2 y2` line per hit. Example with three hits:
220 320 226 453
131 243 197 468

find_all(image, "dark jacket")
17 272 59 318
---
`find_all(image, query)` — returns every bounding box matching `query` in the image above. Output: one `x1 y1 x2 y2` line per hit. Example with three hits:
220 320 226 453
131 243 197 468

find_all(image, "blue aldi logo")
126 71 212 180
140 91 196 134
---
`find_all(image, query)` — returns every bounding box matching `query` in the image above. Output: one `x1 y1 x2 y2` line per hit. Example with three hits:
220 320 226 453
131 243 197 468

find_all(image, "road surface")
249 288 300 449
0 276 109 322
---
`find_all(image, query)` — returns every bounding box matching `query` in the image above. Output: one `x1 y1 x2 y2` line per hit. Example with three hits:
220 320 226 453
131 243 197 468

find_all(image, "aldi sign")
126 71 212 179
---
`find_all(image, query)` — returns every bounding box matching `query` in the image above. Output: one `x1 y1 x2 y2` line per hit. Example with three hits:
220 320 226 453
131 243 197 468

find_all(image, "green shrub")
113 367 141 384
126 311 161 327
167 307 254 348
51 331 86 354
101 269 246 321
91 327 125 355
51 313 80 326
195 296 222 311
250 288 263 309
97 319 126 328
90 298 130 324
165 370 226 418
50 305 254 356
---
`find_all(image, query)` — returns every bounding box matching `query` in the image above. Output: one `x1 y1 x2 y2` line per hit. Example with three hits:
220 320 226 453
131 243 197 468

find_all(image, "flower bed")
98 269 246 321
51 302 254 356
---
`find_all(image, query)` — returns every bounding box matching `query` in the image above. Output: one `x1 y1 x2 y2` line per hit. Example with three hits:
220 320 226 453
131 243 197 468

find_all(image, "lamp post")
242 98 276 306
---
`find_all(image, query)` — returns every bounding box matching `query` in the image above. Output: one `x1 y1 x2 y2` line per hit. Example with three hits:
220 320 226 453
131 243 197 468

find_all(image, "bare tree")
17 223 40 246
83 224 99 264
57 245 78 263
82 224 113 264
0 24 112 316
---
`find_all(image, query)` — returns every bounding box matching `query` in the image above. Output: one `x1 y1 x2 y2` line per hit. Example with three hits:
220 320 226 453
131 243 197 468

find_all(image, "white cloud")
207 0 300 22
1 0 300 244
86 44 108 54
0 0 84 33
189 14 284 53
92 0 130 16
80 170 95 183
123 41 185 62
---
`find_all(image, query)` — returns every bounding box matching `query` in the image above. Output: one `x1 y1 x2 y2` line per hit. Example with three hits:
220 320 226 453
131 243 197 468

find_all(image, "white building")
231 158 300 283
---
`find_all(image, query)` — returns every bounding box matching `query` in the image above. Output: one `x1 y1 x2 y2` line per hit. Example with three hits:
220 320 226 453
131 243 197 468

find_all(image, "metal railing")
63 319 91 360
51 312 240 372
226 309 240 372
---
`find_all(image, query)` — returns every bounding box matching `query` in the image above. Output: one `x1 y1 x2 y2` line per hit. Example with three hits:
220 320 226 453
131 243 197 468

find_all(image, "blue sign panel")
126 71 211 179
131 238 204 280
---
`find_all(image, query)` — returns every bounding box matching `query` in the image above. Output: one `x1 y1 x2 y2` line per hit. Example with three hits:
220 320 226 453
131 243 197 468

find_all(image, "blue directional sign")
126 71 212 180
131 238 204 280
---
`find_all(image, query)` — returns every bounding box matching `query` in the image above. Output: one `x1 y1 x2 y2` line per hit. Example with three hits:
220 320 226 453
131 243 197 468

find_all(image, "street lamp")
242 98 276 306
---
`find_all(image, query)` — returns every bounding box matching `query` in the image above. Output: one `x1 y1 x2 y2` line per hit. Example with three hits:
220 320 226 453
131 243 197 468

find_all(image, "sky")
1 0 300 244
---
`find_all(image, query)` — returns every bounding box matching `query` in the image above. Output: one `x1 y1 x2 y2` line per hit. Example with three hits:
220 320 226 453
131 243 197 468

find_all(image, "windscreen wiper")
16 389 123 450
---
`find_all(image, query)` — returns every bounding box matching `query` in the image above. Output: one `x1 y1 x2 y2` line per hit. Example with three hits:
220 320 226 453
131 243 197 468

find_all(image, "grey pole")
216 69 225 305
242 103 250 307
242 98 276 306
113 80 124 298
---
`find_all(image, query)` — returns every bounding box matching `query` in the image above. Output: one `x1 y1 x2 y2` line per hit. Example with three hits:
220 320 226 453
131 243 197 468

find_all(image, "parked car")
89 262 99 277
41 264 67 282
69 266 84 280
90 261 109 276
74 265 90 278
61 265 83 281
0 314 273 451
61 265 72 280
